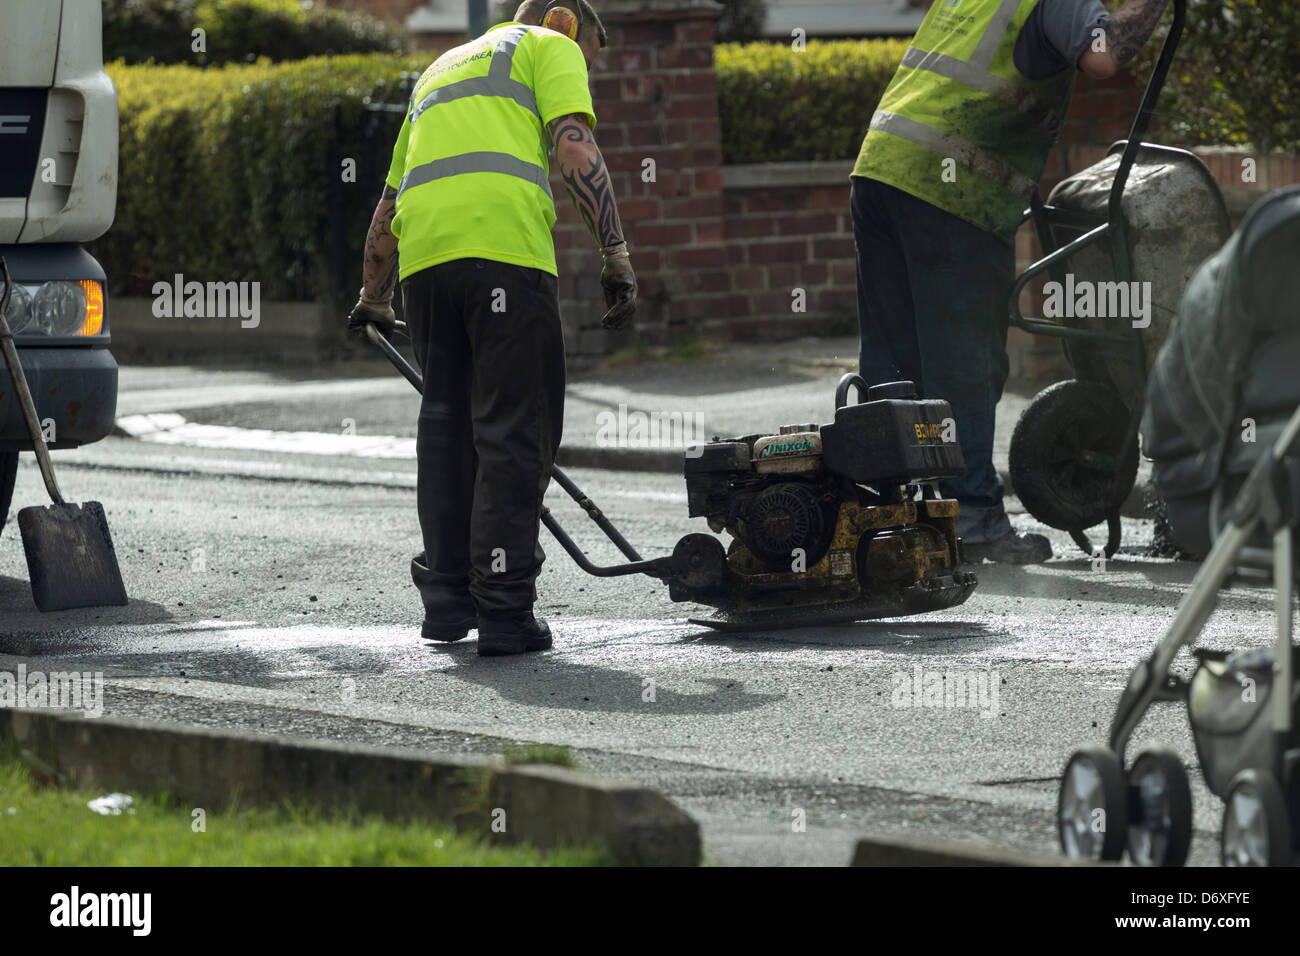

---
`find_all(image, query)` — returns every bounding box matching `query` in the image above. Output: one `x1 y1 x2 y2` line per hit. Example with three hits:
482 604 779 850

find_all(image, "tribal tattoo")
548 114 625 248
362 183 400 300
1106 0 1172 66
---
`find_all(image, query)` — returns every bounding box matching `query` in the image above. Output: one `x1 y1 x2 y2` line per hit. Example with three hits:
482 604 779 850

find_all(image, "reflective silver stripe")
869 110 1037 196
409 26 536 123
971 0 1023 70
490 25 528 79
397 151 553 199
900 46 1053 122
410 77 539 123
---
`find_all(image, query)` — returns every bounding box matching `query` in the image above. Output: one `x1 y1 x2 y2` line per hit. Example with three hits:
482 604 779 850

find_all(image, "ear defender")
542 3 581 41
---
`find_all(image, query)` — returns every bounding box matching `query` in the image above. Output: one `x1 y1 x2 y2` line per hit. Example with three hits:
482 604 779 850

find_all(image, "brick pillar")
551 0 726 358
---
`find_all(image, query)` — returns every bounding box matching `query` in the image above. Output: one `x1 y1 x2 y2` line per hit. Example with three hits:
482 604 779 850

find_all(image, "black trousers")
851 176 1015 543
402 258 566 617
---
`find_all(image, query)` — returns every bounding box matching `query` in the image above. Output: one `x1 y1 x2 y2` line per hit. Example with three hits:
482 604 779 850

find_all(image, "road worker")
349 0 636 654
852 0 1171 562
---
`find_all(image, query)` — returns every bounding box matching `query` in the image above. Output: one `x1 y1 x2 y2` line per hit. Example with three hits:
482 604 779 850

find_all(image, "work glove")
599 240 637 330
347 288 397 338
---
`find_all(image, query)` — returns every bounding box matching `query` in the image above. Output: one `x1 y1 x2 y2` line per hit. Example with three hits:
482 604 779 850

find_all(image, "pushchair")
1006 0 1231 557
1056 187 1300 867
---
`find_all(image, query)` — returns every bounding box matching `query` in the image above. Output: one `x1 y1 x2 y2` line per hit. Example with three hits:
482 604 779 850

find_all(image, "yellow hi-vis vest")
854 0 1077 244
385 22 596 280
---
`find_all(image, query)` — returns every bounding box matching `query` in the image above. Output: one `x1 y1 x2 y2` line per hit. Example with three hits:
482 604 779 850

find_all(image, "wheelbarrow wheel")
0 450 17 539
1010 379 1139 534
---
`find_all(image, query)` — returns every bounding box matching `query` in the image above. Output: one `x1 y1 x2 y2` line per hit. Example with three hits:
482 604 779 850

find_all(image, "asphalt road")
0 364 1279 866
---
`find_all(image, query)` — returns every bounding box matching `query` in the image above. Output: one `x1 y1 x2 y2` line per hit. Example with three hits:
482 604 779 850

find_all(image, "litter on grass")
87 793 135 816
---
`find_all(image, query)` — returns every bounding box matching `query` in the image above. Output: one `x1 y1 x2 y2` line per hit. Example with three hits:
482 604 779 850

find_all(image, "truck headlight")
3 282 34 335
78 280 104 335
4 280 104 337
33 280 88 336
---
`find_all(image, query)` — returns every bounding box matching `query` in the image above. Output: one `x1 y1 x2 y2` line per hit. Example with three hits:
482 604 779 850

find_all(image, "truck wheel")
0 451 16 539
1010 379 1139 532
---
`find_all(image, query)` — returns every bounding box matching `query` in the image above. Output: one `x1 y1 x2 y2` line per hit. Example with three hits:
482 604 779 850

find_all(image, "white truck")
0 0 118 536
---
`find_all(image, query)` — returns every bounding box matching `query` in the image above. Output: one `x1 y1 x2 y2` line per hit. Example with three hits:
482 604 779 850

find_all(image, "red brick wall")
551 8 729 355
719 181 857 339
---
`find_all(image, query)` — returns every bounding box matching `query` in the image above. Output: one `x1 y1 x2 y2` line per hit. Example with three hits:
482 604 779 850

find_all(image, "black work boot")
962 529 1053 565
421 599 477 642
477 611 553 656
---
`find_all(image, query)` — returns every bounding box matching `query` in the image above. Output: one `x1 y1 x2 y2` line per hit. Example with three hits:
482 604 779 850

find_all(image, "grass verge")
0 752 608 866
502 743 580 768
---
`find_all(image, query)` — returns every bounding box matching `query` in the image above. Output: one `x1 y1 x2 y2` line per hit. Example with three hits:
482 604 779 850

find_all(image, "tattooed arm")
361 184 400 301
347 183 399 334
547 113 625 249
1078 0 1172 79
547 113 637 329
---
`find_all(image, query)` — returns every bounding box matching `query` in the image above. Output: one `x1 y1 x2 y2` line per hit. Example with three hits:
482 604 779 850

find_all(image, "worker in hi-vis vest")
348 1 635 655
853 0 1170 563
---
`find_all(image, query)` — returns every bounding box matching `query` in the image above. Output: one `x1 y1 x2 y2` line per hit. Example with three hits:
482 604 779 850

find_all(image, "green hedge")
715 39 907 164
103 0 406 65
1139 0 1300 152
93 55 422 301
716 19 1300 165
97 23 1296 305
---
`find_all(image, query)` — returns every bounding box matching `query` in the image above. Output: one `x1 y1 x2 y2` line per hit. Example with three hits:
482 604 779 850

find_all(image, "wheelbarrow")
1006 0 1230 558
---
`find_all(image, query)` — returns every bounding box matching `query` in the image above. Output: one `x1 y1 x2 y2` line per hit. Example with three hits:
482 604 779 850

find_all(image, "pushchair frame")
1057 404 1300 866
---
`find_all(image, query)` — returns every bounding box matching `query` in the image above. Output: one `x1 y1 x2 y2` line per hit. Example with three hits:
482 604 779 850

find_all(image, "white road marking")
117 413 417 459
116 377 415 416
112 414 689 498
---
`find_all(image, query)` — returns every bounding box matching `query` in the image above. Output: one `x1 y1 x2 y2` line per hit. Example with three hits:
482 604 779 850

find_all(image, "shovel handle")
0 259 65 505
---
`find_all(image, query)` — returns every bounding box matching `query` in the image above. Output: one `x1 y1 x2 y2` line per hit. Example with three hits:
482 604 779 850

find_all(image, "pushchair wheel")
1058 746 1128 860
1221 769 1292 867
1010 380 1138 544
1126 747 1192 866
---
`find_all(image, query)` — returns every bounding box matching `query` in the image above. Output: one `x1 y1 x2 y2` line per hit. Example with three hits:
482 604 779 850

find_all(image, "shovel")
0 258 127 611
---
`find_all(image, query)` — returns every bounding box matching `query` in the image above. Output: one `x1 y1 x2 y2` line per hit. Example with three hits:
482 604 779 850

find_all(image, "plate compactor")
367 323 977 632
664 374 977 630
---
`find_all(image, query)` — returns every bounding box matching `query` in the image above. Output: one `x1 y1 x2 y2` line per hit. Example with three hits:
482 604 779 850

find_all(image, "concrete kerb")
489 763 702 866
0 707 701 866
851 832 1108 867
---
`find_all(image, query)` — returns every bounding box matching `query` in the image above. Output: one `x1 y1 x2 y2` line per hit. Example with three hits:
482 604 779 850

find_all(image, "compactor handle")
835 373 870 409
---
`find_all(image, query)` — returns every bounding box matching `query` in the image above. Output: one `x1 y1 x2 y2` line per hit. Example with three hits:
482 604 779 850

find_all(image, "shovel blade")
17 501 128 611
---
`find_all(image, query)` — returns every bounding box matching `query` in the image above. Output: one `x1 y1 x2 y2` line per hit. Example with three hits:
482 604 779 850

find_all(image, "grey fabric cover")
1141 187 1300 556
